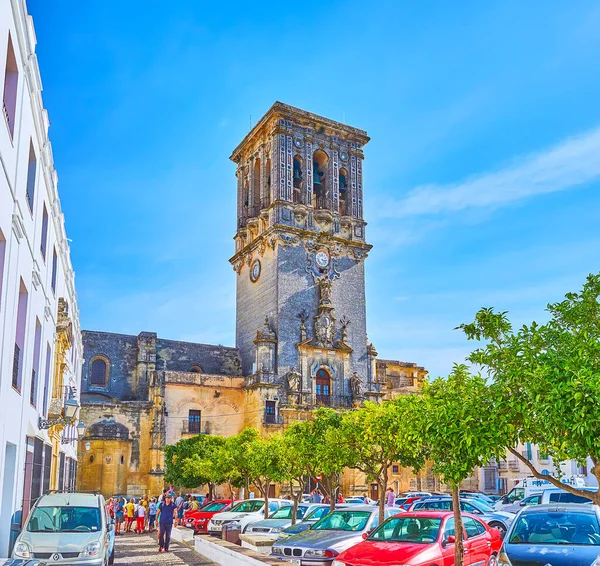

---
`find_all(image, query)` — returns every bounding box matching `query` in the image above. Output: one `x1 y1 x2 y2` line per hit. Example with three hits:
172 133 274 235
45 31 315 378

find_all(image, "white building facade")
0 0 83 557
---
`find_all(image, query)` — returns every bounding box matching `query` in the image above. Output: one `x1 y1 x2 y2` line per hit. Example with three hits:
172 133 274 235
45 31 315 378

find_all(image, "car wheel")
489 521 506 539
487 553 498 566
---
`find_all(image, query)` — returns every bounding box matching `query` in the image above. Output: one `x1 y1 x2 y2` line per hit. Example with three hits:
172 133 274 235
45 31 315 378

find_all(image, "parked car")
394 496 424 510
409 496 514 538
12 491 115 565
343 497 373 505
459 491 497 506
400 492 431 498
183 499 236 534
277 505 342 541
271 504 399 565
499 503 600 566
245 504 327 536
332 511 502 566
208 498 291 536
0 561 47 565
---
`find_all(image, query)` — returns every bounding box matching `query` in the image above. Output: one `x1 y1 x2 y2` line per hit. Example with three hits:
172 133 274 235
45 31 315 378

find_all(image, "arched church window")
312 150 329 210
316 368 331 405
264 158 272 208
90 357 108 387
189 365 203 373
339 168 348 215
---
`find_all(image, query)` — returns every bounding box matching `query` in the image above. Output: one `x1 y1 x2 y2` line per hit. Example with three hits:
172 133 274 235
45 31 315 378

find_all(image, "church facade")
77 103 430 498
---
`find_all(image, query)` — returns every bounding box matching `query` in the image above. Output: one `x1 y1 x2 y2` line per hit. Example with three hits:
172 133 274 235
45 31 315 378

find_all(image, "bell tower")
230 102 381 412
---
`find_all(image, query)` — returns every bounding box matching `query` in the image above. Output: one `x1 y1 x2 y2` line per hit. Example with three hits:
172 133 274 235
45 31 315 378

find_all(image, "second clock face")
315 250 330 268
250 260 261 282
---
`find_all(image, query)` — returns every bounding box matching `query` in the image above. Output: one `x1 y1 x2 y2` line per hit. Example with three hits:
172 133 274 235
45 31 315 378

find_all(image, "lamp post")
39 398 81 430
60 421 86 445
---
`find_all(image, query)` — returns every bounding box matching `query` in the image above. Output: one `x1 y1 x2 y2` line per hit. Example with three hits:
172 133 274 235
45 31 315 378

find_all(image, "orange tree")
419 365 506 566
460 273 600 504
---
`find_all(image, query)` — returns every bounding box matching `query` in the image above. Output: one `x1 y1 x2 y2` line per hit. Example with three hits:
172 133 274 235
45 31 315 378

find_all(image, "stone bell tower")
230 102 381 412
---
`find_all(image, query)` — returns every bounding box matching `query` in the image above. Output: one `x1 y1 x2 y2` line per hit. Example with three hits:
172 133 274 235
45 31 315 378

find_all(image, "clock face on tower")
250 259 261 282
315 250 330 268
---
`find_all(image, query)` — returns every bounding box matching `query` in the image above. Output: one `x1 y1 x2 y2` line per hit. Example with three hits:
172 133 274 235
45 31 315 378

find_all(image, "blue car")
499 503 600 566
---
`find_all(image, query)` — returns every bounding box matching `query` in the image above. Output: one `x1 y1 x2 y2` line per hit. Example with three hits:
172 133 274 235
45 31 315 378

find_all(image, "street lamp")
64 398 79 420
85 441 91 451
76 421 86 439
39 398 81 430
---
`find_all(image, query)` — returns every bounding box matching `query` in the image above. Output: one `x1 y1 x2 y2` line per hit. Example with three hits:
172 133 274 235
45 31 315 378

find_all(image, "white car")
208 498 291 536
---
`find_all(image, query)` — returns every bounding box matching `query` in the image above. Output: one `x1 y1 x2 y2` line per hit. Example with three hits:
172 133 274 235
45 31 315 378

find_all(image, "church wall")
235 245 278 375
77 401 154 497
157 340 240 375
81 331 139 400
163 373 246 444
330 255 368 380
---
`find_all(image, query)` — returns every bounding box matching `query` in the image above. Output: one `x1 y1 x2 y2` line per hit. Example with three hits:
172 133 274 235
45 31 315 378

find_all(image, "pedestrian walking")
157 493 177 552
386 487 396 507
175 493 184 526
114 498 124 536
135 501 146 533
125 498 136 532
310 489 322 503
148 498 157 532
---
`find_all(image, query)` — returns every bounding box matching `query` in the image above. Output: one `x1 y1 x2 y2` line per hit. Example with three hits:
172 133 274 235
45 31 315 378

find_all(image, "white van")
12 491 115 565
494 476 587 511
515 487 597 510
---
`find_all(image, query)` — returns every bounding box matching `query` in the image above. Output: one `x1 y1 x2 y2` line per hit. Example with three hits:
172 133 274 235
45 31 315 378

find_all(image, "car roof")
519 503 598 515
37 493 102 507
329 505 377 512
401 511 454 519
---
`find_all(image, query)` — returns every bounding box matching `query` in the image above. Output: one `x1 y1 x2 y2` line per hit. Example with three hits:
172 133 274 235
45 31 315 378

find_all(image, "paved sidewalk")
114 531 218 565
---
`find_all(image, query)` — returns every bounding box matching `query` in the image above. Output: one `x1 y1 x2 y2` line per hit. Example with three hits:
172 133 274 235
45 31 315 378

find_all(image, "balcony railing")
182 420 208 435
282 394 354 409
497 460 508 471
264 413 283 425
508 460 520 471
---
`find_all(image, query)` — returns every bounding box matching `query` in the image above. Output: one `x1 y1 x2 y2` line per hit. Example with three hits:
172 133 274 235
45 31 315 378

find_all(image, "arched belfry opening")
293 155 303 203
339 167 348 215
312 149 329 209
265 157 272 207
252 158 261 216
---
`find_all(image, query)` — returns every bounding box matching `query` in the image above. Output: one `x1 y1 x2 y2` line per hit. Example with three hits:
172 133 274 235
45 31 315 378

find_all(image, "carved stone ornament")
298 310 309 341
314 309 336 348
255 315 277 343
318 278 333 307
286 369 302 392
340 316 350 342
350 372 364 398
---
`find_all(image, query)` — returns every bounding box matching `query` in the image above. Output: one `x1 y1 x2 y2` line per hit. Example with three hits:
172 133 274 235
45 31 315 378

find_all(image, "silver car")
245 504 327 537
409 496 514 538
12 492 115 565
271 505 399 565
278 505 346 541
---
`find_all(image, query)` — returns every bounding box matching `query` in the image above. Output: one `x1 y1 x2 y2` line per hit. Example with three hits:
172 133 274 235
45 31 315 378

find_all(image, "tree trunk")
291 481 302 526
452 484 465 566
264 481 270 519
379 468 389 525
228 481 234 502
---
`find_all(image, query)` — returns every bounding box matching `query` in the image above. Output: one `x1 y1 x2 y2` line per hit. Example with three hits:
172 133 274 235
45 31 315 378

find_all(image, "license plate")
289 560 301 565
212 525 222 531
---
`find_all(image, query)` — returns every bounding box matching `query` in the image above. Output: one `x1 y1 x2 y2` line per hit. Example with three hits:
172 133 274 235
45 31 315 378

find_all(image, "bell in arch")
313 161 323 187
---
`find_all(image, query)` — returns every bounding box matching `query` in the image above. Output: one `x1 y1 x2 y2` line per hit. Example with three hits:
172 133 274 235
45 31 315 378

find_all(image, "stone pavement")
114 531 218 565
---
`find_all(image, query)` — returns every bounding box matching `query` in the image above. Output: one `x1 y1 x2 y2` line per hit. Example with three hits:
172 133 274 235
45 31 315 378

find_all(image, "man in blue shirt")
156 493 177 552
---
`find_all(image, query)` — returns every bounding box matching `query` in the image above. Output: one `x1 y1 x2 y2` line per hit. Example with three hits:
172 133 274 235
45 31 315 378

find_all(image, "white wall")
0 0 82 557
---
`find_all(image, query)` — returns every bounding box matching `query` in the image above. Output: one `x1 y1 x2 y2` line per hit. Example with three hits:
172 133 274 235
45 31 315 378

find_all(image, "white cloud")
379 126 600 217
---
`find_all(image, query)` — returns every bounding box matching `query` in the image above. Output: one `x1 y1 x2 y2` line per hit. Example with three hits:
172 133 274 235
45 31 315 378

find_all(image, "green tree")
285 408 352 512
340 398 426 524
182 436 227 499
165 434 221 494
420 365 504 566
459 273 600 504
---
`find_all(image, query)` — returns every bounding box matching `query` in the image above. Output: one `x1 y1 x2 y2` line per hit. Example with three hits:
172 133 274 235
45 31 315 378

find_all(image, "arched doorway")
316 368 331 405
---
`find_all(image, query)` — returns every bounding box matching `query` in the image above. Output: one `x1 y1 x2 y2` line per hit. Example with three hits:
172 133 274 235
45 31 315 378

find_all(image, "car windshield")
27 506 101 533
305 507 328 520
312 510 372 532
369 517 442 544
509 511 600 545
201 502 229 512
270 506 309 520
230 500 264 513
462 500 494 513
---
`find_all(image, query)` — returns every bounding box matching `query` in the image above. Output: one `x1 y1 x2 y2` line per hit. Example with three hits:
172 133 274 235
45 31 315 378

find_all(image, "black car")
499 503 600 566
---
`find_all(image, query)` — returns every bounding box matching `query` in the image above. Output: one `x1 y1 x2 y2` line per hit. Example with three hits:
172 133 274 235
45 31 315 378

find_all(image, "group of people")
309 489 346 504
106 495 159 536
105 488 207 553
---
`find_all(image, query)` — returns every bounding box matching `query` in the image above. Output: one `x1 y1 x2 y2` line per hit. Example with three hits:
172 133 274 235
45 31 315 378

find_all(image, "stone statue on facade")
318 278 332 306
350 372 364 398
339 315 350 343
286 369 302 392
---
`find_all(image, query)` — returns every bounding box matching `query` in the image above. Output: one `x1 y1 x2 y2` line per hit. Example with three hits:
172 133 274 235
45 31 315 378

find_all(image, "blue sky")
30 0 600 378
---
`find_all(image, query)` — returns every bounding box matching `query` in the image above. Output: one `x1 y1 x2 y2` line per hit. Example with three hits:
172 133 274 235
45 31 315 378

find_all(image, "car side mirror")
442 535 455 547
519 500 527 507
10 522 21 533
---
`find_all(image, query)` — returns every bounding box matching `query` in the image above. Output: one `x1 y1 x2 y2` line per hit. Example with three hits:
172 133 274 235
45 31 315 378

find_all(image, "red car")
183 499 237 534
332 511 502 566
